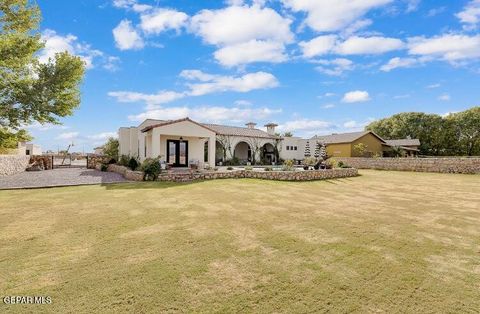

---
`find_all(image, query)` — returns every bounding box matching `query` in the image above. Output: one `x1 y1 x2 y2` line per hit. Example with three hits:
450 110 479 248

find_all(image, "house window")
286 146 290 150
144 145 147 158
26 149 30 155
294 146 298 151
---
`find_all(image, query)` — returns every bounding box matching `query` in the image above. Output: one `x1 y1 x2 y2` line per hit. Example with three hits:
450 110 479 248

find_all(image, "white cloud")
190 5 293 66
39 29 102 69
108 91 185 106
277 119 333 132
299 35 404 58
113 20 145 50
342 90 371 103
88 132 118 140
299 35 337 58
213 40 287 67
405 0 421 13
112 0 136 9
109 70 279 107
315 58 354 76
281 0 392 32
343 120 359 128
128 105 281 123
393 94 411 99
140 8 188 34
438 93 451 101
322 103 335 109
57 132 79 140
456 0 480 30
190 5 293 46
380 57 419 71
426 83 441 89
181 70 279 96
334 36 404 55
407 34 480 62
103 56 121 72
234 100 252 106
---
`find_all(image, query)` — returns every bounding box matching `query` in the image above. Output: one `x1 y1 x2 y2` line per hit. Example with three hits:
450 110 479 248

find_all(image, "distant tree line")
365 106 480 156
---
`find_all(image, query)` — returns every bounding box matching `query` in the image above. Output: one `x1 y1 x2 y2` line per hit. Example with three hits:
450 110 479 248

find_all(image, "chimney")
264 123 278 135
245 122 257 129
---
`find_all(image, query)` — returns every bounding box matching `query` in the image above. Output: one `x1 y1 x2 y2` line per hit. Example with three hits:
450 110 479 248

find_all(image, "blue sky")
30 0 480 152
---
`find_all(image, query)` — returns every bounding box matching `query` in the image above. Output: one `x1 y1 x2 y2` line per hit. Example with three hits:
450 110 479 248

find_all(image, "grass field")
0 170 479 313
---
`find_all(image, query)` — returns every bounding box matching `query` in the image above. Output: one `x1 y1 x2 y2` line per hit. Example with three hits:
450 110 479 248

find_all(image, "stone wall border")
334 157 480 174
0 155 31 176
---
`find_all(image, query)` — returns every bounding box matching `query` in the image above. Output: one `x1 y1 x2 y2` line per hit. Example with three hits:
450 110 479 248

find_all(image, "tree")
246 137 262 165
0 128 32 153
366 112 456 155
283 132 293 137
103 138 119 161
0 0 85 149
448 107 480 156
353 143 368 157
216 135 233 161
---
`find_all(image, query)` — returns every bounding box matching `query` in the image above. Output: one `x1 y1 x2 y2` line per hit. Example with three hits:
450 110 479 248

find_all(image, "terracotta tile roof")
202 123 279 139
385 139 421 147
140 118 217 133
311 131 386 144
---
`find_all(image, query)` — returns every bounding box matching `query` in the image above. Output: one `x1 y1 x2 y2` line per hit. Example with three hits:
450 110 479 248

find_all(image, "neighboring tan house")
17 142 42 156
310 131 386 157
118 118 420 168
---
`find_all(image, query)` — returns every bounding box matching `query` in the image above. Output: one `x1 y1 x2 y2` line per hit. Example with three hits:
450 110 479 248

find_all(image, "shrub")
128 157 139 170
107 158 117 164
100 164 108 172
227 166 234 170
302 157 317 168
264 166 272 171
118 155 129 167
141 157 161 181
282 159 295 171
224 157 240 166
337 161 345 168
245 166 253 171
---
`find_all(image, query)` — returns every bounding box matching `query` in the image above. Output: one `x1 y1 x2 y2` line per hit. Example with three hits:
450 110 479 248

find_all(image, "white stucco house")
17 142 42 156
119 118 287 168
118 117 421 168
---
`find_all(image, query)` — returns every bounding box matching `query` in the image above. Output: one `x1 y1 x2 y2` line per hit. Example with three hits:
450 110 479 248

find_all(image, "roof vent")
245 122 257 129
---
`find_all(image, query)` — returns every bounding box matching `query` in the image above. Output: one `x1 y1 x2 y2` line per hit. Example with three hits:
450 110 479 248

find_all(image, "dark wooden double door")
167 140 188 167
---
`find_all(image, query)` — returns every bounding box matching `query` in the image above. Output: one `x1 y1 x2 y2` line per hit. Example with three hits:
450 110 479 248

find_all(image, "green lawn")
0 170 479 313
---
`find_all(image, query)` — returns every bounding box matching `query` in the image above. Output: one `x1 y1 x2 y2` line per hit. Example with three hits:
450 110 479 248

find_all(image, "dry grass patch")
0 170 479 313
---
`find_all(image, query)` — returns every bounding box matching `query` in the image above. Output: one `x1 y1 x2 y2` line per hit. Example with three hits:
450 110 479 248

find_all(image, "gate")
52 155 87 168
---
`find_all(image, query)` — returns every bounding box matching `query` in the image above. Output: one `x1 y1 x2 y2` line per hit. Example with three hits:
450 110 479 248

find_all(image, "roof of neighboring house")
311 131 386 144
385 139 421 147
140 118 217 133
202 123 278 139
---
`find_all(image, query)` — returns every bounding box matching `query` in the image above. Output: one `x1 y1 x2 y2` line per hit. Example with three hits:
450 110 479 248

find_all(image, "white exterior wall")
280 137 305 161
17 142 42 155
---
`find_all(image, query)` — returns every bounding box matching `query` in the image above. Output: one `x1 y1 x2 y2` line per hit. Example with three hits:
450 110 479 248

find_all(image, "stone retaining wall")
334 157 480 174
87 155 111 169
30 156 53 170
159 168 358 182
0 155 31 176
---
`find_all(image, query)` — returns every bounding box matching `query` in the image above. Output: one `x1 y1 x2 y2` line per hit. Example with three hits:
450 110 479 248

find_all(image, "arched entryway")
262 143 276 165
234 141 251 164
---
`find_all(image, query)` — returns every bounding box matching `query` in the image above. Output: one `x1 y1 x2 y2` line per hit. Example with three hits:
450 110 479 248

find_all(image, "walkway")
0 168 129 190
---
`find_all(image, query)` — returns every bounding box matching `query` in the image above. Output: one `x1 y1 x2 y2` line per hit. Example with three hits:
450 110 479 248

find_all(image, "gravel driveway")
0 168 129 189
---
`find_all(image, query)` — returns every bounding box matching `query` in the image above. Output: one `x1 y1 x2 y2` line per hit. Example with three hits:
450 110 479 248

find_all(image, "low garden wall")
101 161 358 183
87 155 110 169
334 157 480 174
159 168 358 182
0 155 31 176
